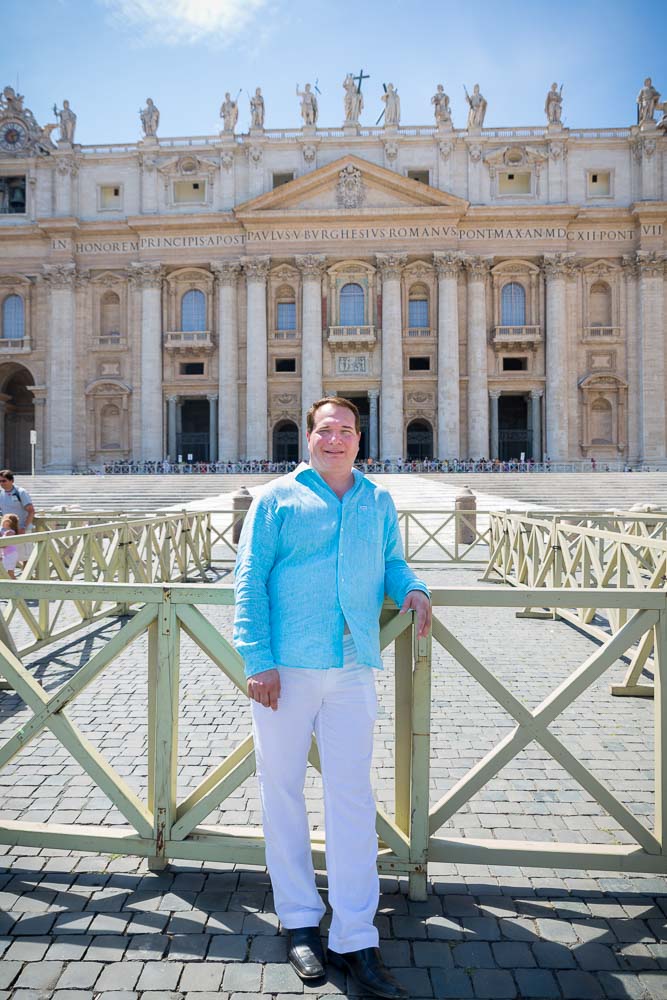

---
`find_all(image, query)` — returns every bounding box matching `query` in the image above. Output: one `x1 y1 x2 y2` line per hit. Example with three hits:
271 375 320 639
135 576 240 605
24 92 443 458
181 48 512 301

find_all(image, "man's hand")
399 590 432 638
247 668 281 711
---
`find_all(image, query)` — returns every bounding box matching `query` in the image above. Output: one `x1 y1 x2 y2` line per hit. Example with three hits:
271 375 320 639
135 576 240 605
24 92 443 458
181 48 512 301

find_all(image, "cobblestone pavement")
1 560 666 997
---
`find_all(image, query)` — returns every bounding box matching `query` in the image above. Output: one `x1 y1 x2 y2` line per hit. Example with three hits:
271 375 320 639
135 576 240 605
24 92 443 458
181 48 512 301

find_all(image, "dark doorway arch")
273 420 299 463
0 364 34 472
406 419 433 461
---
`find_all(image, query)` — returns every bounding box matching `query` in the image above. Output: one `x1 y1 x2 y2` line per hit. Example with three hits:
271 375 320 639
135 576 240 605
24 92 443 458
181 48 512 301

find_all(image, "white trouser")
251 635 380 953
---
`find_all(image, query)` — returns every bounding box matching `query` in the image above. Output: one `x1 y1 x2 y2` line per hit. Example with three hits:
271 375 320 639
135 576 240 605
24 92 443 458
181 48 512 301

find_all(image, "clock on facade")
0 120 28 152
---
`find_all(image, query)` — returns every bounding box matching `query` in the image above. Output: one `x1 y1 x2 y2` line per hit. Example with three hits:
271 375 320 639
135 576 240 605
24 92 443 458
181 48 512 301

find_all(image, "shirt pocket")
353 502 379 543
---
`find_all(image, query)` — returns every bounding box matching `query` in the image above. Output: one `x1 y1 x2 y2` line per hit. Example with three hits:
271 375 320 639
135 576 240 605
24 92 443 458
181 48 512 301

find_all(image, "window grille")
340 283 364 326
501 282 526 326
181 289 206 331
2 295 24 340
408 298 429 328
277 301 296 330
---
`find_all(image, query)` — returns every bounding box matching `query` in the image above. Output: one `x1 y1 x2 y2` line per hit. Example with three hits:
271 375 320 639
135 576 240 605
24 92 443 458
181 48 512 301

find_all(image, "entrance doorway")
177 398 210 462
406 419 434 460
0 365 34 472
273 420 299 462
334 392 370 459
498 394 531 461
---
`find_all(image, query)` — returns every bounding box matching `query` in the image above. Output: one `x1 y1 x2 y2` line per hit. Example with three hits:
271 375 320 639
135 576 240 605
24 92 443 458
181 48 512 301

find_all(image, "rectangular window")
273 172 294 188
498 172 531 195
180 362 205 375
99 184 122 210
277 302 296 331
0 176 26 214
587 170 611 197
275 358 296 373
173 179 206 204
408 299 429 328
409 356 430 371
503 357 528 371
407 169 430 185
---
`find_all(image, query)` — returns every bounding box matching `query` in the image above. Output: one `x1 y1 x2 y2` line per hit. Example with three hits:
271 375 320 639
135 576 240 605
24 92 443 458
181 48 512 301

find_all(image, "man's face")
0 477 12 492
307 403 360 477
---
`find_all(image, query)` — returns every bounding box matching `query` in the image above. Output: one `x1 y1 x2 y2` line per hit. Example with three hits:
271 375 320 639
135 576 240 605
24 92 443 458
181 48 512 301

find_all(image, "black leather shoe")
328 947 408 999
287 926 326 980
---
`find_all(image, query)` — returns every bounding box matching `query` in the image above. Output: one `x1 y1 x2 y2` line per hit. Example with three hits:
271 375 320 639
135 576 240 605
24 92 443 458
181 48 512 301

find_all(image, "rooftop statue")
250 87 265 129
220 92 239 132
637 77 661 125
431 85 452 126
343 73 363 124
382 83 400 126
465 84 487 129
297 83 318 126
545 83 563 125
139 97 159 137
53 99 76 143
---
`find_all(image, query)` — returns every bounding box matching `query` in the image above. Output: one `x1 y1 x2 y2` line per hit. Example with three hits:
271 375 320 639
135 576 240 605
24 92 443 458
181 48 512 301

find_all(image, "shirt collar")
294 462 364 498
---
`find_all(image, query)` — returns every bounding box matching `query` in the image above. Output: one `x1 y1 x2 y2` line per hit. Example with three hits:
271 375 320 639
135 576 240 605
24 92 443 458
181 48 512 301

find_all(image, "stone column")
167 395 178 460
433 252 463 458
43 263 76 469
139 152 159 214
54 156 76 216
208 394 218 462
242 256 270 459
637 252 666 460
296 255 326 453
639 136 659 201
31 394 46 472
368 388 379 460
543 254 570 461
489 390 500 459
377 253 407 459
622 255 640 462
531 390 543 461
466 256 490 458
131 261 164 460
211 262 240 461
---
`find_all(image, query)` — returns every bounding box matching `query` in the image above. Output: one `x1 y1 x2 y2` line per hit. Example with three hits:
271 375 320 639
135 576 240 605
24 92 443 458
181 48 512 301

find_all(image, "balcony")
405 327 433 338
492 325 542 346
0 337 31 353
273 330 300 340
164 330 214 353
96 333 126 350
582 326 622 342
328 325 376 347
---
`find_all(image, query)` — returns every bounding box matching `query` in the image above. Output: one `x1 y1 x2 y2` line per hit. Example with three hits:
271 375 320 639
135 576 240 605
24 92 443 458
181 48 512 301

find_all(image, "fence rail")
483 511 667 697
0 583 665 899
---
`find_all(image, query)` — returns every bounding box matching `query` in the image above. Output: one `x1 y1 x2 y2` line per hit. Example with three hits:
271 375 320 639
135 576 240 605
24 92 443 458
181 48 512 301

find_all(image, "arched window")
272 419 299 463
100 291 120 339
501 282 526 326
181 289 206 332
2 295 24 340
340 283 365 326
100 404 122 449
590 282 612 327
408 285 429 330
590 398 613 444
276 285 296 338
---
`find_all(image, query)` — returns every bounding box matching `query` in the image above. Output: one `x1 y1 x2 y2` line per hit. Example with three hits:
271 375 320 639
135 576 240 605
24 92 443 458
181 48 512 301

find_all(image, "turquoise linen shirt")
233 463 429 678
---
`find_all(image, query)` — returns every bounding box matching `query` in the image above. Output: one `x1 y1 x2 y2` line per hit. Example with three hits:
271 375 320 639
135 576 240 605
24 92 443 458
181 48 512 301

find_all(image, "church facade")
0 83 665 470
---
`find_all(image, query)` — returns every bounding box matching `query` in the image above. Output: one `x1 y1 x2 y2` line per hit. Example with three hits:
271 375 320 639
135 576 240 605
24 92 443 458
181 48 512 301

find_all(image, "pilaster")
433 252 463 458
295 255 326 453
42 263 76 469
377 253 407 459
621 255 641 462
130 261 164 460
636 251 666 460
543 254 571 461
465 256 490 458
242 256 270 458
211 261 240 461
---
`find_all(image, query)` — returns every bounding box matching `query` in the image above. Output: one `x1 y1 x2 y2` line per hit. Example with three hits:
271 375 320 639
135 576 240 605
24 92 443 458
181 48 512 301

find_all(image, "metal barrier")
0 582 665 899
484 511 667 697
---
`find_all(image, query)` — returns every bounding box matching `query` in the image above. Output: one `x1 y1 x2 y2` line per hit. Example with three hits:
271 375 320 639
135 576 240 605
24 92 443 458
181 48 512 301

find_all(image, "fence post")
148 587 180 871
117 523 131 616
394 618 413 840
408 615 432 901
653 602 667 850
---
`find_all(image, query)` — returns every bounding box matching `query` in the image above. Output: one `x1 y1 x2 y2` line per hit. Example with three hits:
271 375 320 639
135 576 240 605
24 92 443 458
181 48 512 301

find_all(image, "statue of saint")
0 86 24 115
297 83 318 126
431 84 452 126
545 83 563 125
637 77 661 124
139 97 159 137
343 73 363 123
465 84 487 128
250 87 265 128
220 92 239 132
53 99 76 142
382 83 400 126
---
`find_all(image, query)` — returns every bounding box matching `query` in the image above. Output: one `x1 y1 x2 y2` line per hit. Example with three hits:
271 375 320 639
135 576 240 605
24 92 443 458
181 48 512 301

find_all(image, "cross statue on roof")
354 68 369 93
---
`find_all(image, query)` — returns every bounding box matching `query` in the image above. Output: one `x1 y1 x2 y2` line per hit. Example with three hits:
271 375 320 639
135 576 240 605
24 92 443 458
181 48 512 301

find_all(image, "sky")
3 0 667 144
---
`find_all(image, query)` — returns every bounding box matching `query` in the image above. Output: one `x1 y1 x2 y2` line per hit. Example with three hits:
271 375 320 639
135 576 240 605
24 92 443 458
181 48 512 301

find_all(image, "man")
234 397 430 998
0 470 35 565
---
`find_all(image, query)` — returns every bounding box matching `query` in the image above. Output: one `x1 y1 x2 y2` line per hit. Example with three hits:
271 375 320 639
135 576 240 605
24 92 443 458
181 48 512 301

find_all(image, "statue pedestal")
639 120 659 134
546 123 565 135
219 129 235 140
140 136 159 147
383 124 398 135
343 123 361 136
301 125 317 136
466 126 482 136
436 123 454 136
249 127 265 137
57 139 72 150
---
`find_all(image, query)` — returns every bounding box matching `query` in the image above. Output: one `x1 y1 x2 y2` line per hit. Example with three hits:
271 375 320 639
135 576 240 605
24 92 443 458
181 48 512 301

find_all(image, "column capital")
489 389 502 399
367 388 380 399
295 254 327 278
376 253 407 280
241 255 271 281
210 261 241 286
465 255 491 281
42 262 77 288
530 388 544 399
207 393 219 402
433 251 465 278
636 251 666 278
621 253 639 279
166 394 179 404
542 253 577 280
129 261 164 289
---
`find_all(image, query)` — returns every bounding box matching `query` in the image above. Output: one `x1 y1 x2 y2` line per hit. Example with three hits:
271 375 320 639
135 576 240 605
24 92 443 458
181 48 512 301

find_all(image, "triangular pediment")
235 154 468 219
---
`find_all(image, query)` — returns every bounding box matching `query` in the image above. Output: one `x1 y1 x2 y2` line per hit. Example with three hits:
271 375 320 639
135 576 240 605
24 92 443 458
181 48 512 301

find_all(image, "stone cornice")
376 253 407 280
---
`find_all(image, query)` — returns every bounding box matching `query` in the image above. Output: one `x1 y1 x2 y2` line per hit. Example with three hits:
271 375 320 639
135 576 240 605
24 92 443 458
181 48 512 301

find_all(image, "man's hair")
306 397 360 434
0 470 14 481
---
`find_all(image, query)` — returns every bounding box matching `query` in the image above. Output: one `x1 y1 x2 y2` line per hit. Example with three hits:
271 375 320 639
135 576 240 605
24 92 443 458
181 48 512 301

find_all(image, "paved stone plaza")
1 476 667 998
